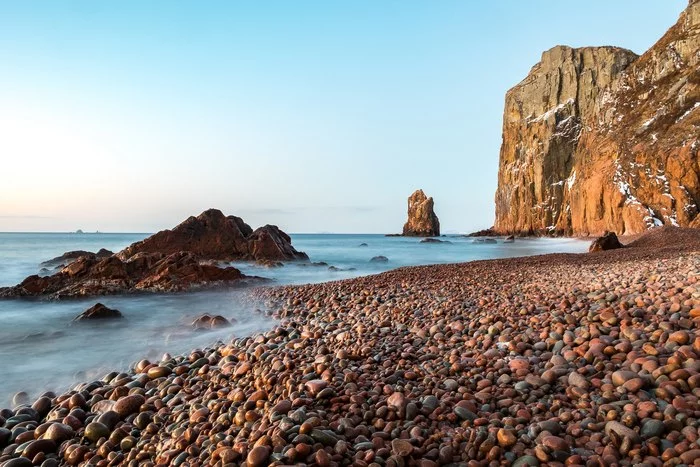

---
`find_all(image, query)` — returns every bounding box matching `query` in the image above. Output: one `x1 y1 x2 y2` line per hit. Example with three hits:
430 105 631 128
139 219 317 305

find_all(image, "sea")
0 232 588 405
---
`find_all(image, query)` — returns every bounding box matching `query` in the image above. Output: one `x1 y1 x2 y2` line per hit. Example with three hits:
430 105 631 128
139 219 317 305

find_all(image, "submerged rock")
191 314 231 330
402 189 440 237
420 237 451 244
74 303 123 321
370 255 389 263
473 238 498 244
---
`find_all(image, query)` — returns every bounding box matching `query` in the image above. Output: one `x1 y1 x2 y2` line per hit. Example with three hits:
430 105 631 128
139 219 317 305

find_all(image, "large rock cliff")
494 0 700 236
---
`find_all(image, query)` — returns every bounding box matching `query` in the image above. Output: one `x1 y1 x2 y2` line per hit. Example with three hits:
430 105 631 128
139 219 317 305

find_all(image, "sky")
0 1 688 233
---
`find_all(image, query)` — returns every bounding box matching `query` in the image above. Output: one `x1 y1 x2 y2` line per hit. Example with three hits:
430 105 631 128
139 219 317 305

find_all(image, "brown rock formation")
402 190 440 237
0 209 302 298
589 231 624 252
0 252 246 299
117 209 307 262
494 1 699 236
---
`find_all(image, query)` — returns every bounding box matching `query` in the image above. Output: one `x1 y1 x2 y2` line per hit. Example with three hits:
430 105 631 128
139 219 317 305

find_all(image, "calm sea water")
0 232 587 405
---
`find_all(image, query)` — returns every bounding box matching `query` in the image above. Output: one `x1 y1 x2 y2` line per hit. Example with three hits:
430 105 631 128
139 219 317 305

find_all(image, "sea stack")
402 189 440 237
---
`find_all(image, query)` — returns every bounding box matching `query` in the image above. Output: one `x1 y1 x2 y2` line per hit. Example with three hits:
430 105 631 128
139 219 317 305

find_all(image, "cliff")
494 1 700 235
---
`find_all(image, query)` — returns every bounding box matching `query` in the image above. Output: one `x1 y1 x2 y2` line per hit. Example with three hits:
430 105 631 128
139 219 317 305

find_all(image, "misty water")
0 232 588 405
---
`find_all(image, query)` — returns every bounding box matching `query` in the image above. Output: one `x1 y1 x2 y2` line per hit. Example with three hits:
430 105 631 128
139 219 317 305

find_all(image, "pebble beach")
1 228 700 467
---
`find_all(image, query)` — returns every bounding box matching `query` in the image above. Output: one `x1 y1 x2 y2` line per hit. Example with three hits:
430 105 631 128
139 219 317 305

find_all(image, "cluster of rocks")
0 209 306 299
116 210 307 264
0 227 698 466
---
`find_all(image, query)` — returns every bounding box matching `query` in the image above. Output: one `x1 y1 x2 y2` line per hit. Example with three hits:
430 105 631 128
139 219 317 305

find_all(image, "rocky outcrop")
73 303 123 321
589 231 624 252
494 1 699 236
117 209 307 262
402 190 440 237
0 209 301 298
0 209 308 298
0 252 246 298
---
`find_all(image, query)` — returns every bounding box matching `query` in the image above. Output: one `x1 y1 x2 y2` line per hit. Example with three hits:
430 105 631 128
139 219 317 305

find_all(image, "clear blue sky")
0 1 687 233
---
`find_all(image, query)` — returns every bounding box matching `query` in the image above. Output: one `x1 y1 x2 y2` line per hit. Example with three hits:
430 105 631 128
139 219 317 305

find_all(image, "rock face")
117 209 307 262
589 231 624 252
74 303 123 321
402 190 440 237
494 1 700 236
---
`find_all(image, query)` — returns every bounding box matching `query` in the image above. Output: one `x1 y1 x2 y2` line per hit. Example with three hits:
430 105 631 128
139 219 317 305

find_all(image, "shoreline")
0 228 699 466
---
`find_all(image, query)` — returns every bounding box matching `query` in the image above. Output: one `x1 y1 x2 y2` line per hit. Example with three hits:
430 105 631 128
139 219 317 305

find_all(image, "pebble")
1 241 698 466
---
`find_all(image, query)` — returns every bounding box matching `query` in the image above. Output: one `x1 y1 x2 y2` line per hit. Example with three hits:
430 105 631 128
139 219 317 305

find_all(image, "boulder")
589 231 623 252
503 235 515 243
370 256 389 263
191 314 231 330
74 303 123 321
402 190 440 237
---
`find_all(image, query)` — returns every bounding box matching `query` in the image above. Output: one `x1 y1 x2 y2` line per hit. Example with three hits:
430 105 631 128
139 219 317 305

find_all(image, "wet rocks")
0 209 308 298
589 231 624 252
2 226 700 466
113 394 145 419
1 251 246 298
191 314 230 330
73 303 123 321
420 237 451 244
370 255 389 263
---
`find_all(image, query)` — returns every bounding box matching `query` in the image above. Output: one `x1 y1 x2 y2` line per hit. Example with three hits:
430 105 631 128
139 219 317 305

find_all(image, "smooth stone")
247 446 270 467
22 439 56 458
641 419 665 438
392 439 413 457
42 424 74 444
113 395 145 419
513 455 540 466
84 422 110 442
567 372 589 389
